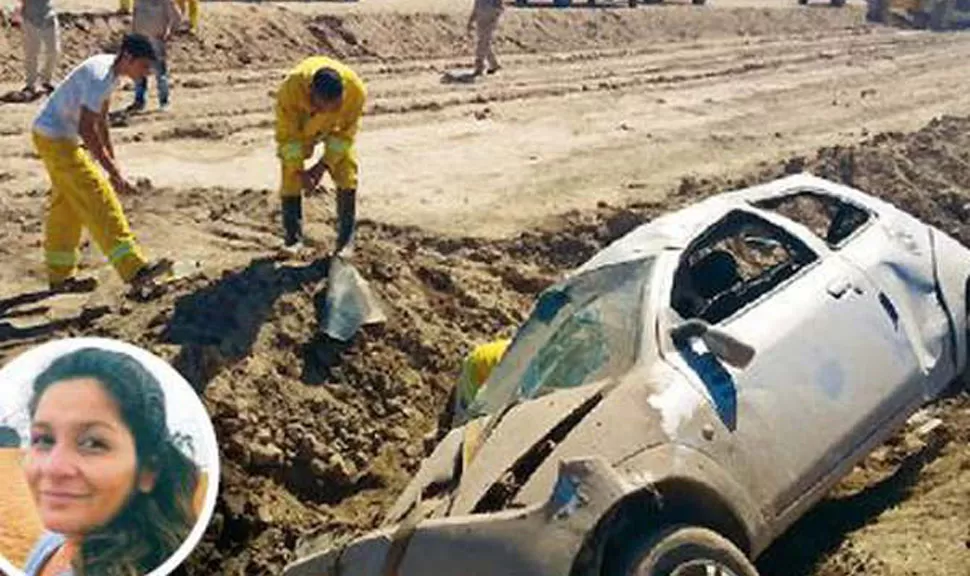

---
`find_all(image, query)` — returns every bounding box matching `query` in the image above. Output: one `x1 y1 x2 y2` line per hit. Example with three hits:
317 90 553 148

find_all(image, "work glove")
302 160 328 193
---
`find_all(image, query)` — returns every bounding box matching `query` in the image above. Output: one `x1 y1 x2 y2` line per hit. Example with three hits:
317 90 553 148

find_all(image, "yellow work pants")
279 141 314 199
175 0 199 31
119 0 132 14
33 132 149 284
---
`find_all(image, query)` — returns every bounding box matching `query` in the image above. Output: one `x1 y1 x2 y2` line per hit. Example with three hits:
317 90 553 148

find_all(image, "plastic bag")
322 256 386 341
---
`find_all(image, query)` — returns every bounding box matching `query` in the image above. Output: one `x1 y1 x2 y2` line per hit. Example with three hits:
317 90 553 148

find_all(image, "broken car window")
672 210 817 324
753 191 871 247
468 258 652 418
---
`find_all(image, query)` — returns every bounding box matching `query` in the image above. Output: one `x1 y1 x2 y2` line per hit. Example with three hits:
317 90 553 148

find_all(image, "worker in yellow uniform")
175 0 198 33
451 338 511 426
275 56 365 256
32 34 173 292
119 0 133 14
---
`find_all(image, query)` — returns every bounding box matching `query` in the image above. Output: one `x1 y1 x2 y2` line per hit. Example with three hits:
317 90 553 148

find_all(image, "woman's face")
24 378 149 537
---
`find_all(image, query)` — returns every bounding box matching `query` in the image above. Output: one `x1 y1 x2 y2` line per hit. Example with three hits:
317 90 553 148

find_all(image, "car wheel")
798 0 809 4
629 0 638 6
692 0 706 4
620 526 759 576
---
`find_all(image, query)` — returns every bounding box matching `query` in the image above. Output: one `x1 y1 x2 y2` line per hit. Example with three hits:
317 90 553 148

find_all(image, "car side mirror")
670 319 756 369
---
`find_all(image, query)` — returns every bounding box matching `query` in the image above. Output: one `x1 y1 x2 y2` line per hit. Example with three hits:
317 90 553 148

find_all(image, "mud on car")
284 174 970 576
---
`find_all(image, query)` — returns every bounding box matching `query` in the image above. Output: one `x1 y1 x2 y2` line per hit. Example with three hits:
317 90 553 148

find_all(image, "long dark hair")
29 347 200 576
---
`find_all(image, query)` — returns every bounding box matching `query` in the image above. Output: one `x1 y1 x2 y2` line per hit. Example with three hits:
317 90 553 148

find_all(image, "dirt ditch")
0 113 967 575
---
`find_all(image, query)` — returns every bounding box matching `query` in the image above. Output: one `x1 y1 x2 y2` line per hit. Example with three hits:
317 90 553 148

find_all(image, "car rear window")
753 190 871 248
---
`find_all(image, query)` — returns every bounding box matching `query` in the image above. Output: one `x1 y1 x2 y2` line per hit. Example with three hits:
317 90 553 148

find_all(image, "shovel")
322 255 386 341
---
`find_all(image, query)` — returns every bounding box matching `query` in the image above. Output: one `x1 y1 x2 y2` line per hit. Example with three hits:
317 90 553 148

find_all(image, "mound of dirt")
0 5 869 83
1 118 969 576
172 113 970 575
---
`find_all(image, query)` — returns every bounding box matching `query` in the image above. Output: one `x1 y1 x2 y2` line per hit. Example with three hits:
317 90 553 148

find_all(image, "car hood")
386 367 684 524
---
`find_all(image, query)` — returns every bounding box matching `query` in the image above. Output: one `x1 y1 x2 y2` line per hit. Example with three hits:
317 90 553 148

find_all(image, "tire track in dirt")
0 4 869 83
4 24 970 246
0 25 951 151
0 26 917 141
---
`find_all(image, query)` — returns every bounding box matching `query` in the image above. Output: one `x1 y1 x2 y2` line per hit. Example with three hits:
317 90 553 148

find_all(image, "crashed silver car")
284 174 970 576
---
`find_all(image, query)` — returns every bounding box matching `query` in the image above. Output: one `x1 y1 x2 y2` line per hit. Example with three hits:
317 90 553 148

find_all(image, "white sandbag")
323 256 386 342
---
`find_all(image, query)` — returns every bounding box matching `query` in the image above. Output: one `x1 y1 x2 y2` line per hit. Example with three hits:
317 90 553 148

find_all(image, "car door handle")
826 278 852 298
827 275 865 299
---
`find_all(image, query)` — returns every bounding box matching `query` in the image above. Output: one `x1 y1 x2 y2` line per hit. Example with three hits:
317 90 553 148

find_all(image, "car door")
834 204 954 400
664 209 922 518
754 188 938 405
754 188 952 399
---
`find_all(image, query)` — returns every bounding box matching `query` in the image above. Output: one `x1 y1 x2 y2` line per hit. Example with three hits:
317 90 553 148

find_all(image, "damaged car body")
283 174 970 576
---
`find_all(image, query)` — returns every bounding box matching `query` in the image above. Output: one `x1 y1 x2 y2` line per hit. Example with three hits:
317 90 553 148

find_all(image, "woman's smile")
39 490 93 507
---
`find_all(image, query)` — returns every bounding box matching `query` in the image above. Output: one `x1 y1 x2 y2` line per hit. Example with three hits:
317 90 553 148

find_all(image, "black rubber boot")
334 188 357 255
282 196 303 248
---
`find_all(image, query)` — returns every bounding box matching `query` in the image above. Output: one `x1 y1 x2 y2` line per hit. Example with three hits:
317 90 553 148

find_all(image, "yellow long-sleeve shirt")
456 338 512 410
275 56 366 192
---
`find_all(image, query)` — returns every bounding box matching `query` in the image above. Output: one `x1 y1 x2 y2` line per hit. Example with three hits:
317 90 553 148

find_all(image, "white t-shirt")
33 54 119 141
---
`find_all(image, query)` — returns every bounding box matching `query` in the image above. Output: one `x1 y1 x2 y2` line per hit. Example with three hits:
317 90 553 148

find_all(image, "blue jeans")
133 52 168 106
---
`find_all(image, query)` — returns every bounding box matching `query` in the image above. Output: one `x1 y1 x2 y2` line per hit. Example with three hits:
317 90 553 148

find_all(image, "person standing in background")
467 0 504 76
128 0 182 112
275 56 365 256
19 0 61 97
175 0 198 34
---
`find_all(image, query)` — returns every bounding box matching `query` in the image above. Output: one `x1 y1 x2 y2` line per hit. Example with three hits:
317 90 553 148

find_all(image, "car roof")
572 173 894 276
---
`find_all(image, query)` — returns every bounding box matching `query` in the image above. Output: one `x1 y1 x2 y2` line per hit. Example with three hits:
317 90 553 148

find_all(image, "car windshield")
467 257 653 419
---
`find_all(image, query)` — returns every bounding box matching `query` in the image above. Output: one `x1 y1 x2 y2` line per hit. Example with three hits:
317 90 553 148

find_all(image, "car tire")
629 0 638 7
798 0 809 4
619 525 759 576
692 0 706 4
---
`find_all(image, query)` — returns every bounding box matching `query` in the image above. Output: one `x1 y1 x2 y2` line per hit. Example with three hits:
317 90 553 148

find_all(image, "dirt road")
3 5 970 243
0 1 968 575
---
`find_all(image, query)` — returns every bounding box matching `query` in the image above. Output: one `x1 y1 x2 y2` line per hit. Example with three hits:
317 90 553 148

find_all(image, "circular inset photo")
0 337 220 576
